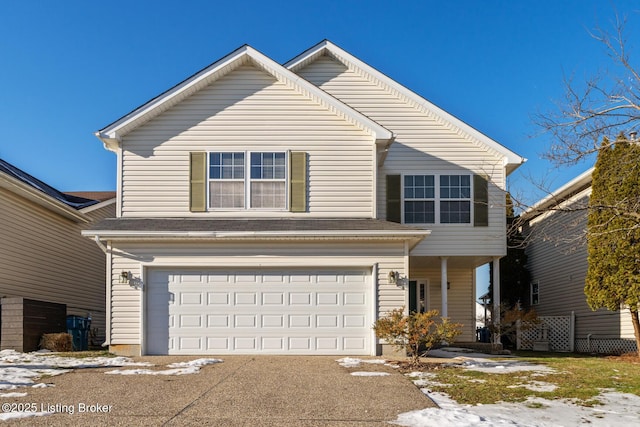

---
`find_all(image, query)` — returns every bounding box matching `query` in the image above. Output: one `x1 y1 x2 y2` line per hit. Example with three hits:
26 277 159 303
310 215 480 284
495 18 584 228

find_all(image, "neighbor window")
208 151 286 210
531 281 539 305
403 174 471 224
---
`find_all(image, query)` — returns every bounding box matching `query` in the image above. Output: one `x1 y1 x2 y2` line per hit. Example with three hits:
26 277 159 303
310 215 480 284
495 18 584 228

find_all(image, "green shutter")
289 151 307 212
386 174 401 223
190 152 207 212
473 174 489 227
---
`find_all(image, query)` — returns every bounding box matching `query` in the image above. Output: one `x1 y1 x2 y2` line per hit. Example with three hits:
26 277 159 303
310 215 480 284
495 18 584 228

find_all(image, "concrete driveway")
4 356 434 426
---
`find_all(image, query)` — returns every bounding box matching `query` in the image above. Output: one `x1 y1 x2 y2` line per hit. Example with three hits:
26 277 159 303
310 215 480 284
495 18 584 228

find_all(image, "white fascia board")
286 40 526 172
0 174 89 223
96 44 393 149
82 228 431 241
80 197 116 214
96 45 251 144
523 167 594 220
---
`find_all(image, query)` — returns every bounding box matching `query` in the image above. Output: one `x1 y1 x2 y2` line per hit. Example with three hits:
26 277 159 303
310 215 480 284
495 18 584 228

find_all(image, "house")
0 158 116 352
521 168 637 354
83 41 525 356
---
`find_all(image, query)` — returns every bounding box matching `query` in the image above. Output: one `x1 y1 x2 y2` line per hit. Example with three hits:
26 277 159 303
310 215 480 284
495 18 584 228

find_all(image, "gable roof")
0 158 104 222
285 40 526 175
522 167 593 221
96 45 393 152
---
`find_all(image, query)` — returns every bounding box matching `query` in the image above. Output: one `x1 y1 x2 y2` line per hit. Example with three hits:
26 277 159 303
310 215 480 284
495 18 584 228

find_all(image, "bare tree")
518 12 640 356
534 13 640 166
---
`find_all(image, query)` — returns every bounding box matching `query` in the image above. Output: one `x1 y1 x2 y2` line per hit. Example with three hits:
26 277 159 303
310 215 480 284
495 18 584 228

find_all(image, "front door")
408 280 428 313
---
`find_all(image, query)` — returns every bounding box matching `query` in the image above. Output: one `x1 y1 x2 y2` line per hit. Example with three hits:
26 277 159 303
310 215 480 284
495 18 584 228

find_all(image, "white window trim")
401 173 474 225
207 151 289 211
531 280 540 305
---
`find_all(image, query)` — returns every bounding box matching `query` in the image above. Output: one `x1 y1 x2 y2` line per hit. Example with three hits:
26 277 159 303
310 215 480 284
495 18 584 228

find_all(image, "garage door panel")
147 269 372 355
207 293 229 305
207 315 229 327
235 293 257 305
262 315 284 327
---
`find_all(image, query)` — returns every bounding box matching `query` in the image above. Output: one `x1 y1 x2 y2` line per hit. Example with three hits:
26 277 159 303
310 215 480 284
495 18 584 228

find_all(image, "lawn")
408 351 640 406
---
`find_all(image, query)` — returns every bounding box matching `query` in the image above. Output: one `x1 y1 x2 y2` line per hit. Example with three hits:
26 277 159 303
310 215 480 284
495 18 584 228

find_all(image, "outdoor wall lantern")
120 271 131 284
388 271 407 287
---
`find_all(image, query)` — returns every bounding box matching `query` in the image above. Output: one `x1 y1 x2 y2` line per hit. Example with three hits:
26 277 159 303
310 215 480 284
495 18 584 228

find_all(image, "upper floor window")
439 175 471 224
403 174 471 224
250 152 286 209
404 175 435 224
208 151 286 210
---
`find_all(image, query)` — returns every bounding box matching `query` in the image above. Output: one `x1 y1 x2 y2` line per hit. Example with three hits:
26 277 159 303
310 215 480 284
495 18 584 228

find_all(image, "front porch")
406 255 502 344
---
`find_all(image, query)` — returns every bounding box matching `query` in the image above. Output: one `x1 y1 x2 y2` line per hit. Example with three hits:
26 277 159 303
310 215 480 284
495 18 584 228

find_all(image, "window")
208 152 286 210
250 152 286 209
440 175 471 224
403 174 471 224
209 152 245 208
531 281 539 305
404 175 435 224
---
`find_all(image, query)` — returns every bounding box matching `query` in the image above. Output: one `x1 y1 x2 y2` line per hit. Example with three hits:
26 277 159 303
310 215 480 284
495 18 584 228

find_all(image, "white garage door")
146 269 372 355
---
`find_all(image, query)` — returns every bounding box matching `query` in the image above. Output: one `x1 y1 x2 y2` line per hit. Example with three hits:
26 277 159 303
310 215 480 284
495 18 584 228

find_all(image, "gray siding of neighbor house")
0 188 115 347
525 192 634 346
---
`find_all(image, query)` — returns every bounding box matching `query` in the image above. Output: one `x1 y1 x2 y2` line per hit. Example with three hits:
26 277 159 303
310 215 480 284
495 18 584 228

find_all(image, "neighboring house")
83 41 525 356
0 158 116 351
522 168 637 354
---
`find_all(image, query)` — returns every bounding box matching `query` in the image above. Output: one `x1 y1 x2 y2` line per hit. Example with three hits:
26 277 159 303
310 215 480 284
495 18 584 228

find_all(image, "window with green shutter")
189 151 308 212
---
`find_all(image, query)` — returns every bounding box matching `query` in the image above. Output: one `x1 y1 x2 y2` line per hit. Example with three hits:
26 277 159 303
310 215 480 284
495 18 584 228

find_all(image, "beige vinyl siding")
107 241 407 345
0 188 114 343
525 193 633 340
119 64 375 218
297 55 507 257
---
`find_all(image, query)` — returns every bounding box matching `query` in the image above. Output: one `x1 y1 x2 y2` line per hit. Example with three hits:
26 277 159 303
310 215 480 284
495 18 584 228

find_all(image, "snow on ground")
350 371 390 377
105 358 223 376
0 350 223 422
391 351 640 427
392 390 640 427
0 411 52 422
336 357 398 369
0 350 221 390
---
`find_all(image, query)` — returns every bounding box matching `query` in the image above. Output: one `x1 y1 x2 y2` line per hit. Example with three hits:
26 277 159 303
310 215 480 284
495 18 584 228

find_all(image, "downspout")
93 236 108 254
92 235 111 347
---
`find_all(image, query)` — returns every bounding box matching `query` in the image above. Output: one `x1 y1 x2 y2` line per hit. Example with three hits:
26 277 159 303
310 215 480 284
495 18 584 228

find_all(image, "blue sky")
1 0 638 204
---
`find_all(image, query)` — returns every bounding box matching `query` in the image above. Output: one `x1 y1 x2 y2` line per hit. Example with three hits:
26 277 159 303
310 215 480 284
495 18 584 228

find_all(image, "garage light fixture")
388 271 407 287
120 271 131 284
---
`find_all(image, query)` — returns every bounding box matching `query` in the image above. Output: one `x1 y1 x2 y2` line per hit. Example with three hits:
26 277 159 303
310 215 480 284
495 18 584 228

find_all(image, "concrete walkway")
5 356 434 426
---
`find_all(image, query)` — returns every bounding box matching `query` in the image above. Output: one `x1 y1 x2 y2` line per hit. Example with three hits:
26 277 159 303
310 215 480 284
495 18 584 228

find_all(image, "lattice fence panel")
575 338 637 355
518 315 573 352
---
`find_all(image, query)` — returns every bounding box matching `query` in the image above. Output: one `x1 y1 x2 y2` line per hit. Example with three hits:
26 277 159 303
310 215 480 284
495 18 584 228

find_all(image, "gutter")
93 236 108 254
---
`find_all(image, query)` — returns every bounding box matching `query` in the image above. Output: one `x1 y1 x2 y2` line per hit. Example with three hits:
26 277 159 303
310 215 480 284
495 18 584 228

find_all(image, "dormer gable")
286 40 525 175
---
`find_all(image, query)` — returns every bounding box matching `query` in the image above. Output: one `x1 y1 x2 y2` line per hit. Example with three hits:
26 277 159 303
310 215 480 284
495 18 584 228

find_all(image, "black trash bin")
479 326 491 343
66 315 90 351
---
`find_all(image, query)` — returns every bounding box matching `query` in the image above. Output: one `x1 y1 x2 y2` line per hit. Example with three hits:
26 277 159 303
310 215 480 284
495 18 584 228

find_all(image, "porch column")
492 256 501 343
440 257 448 317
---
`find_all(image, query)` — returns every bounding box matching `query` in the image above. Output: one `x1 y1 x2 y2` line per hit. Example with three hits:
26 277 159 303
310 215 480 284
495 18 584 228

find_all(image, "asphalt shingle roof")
87 217 425 234
0 158 100 210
